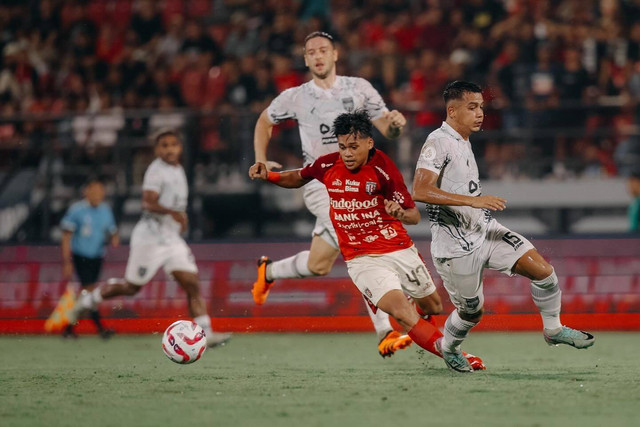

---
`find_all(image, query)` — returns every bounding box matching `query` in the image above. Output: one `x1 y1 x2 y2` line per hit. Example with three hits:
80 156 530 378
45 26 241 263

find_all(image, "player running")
252 31 411 357
412 81 595 373
69 129 231 348
249 110 485 370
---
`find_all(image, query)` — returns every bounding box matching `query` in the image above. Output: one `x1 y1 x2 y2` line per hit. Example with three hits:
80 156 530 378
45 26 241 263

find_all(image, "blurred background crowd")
0 0 639 242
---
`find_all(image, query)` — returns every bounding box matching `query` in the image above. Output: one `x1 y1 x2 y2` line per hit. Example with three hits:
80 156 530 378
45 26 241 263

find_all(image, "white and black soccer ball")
161 320 207 364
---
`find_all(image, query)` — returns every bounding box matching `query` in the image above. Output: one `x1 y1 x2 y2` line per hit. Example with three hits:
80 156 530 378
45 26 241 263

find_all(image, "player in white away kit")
412 81 595 372
252 31 411 357
71 130 231 347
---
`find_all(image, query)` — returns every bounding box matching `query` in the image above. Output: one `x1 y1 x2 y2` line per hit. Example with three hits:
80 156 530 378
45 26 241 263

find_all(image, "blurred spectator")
628 172 640 232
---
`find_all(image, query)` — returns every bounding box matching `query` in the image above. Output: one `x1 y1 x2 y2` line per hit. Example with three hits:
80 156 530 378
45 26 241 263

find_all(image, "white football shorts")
346 245 437 306
124 238 198 286
303 181 339 249
432 220 535 314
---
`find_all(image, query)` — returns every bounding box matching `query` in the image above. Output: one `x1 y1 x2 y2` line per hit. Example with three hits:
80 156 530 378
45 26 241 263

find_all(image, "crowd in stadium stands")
1 0 640 180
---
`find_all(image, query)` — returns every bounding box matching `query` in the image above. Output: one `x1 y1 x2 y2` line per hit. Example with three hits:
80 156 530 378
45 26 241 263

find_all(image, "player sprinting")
249 110 485 370
57 177 118 339
70 129 231 348
412 81 595 373
252 31 412 357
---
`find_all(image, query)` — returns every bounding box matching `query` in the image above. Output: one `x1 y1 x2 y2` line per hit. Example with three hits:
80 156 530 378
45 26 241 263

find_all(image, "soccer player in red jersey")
249 110 485 369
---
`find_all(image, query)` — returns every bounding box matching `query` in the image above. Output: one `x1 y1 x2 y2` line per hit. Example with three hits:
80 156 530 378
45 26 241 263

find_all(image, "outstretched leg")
173 270 232 348
513 249 594 349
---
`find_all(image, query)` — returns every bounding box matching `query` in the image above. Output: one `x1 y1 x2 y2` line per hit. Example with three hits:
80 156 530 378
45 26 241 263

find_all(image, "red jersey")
300 150 416 261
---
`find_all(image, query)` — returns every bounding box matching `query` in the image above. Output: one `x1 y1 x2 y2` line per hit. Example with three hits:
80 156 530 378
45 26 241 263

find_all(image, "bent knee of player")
307 259 332 276
416 295 442 315
460 307 484 323
125 283 142 295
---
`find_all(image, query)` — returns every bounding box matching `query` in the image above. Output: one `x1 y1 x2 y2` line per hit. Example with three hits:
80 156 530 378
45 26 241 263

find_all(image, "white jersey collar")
440 121 469 143
310 75 342 93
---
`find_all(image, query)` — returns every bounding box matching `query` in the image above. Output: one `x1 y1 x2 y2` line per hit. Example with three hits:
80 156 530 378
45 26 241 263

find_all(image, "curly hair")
332 110 373 139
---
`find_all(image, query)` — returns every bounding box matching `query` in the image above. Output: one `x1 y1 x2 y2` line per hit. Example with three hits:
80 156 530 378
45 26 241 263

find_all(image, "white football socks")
442 310 477 353
365 302 393 340
267 250 313 280
530 270 563 331
194 315 213 335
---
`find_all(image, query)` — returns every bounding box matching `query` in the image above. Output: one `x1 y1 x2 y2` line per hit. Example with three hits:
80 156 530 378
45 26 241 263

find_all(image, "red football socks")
408 317 443 356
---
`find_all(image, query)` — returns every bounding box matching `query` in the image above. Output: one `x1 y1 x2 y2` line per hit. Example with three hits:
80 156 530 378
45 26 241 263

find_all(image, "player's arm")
372 110 407 139
254 109 282 170
142 190 187 230
384 200 420 225
61 230 73 280
412 168 507 211
248 162 310 188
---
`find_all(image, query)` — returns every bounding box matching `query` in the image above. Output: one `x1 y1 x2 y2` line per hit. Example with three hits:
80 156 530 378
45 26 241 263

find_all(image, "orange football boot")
251 256 274 305
378 330 413 358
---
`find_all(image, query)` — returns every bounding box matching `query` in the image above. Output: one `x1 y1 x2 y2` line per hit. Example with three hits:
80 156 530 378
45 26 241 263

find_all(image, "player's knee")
460 308 483 323
418 298 442 315
307 261 331 276
533 264 555 283
125 283 142 295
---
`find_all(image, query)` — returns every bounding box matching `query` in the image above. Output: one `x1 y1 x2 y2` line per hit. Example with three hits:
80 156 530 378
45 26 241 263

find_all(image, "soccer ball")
161 320 207 364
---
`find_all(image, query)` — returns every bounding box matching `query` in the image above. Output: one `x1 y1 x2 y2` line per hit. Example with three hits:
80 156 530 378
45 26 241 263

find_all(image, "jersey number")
501 232 523 250
406 264 429 287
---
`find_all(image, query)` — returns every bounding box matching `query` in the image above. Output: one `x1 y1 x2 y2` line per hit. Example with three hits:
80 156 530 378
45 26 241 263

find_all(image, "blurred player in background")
58 177 118 339
69 130 231 348
250 110 485 369
252 31 411 357
412 81 595 373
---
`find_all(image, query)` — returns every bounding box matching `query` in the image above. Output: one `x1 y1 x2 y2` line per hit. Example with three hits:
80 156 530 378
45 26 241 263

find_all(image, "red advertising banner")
1 238 639 333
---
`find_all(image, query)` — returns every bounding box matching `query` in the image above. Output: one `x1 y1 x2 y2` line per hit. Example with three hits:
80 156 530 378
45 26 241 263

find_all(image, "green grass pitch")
1 332 638 427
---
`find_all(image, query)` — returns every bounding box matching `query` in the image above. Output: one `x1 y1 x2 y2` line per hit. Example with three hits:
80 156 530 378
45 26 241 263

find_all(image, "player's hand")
470 195 507 211
170 211 188 232
62 260 73 281
248 162 269 180
111 234 120 248
384 110 407 129
265 160 282 171
384 199 405 220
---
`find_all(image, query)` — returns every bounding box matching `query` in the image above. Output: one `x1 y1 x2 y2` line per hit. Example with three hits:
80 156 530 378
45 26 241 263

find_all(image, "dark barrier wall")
1 238 639 333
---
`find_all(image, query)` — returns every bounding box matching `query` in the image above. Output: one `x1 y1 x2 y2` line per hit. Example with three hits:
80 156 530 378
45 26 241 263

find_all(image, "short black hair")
332 110 373 139
443 81 482 104
304 31 335 48
152 128 182 146
84 175 104 186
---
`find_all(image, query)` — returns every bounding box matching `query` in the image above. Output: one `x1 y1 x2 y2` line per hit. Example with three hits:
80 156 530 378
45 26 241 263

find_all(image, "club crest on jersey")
138 267 147 277
342 97 354 112
365 181 377 194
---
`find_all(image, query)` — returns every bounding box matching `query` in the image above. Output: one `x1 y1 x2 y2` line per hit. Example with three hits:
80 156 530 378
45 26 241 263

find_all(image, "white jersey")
130 158 189 246
415 122 492 258
266 75 388 166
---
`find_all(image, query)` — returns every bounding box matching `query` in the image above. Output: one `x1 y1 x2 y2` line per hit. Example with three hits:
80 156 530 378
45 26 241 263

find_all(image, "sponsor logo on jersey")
392 191 405 204
380 227 398 240
364 287 373 298
321 163 334 168
363 235 379 243
365 181 377 194
332 178 342 187
330 197 379 212
138 267 147 277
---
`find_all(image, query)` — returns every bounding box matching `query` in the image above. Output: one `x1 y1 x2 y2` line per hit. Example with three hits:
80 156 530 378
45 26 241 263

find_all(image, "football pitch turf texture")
1 332 637 427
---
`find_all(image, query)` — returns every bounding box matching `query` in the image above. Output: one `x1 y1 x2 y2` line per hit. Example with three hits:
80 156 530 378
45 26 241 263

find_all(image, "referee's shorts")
72 254 103 287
